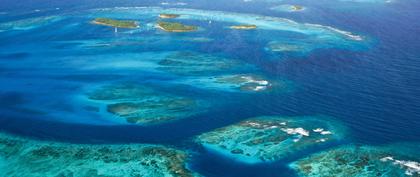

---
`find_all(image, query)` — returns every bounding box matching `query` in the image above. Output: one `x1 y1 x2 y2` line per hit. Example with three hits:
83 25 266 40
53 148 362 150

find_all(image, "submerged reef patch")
0 16 62 31
175 74 275 92
196 116 345 163
266 41 306 53
157 51 247 76
213 74 271 91
290 144 420 177
0 132 199 177
86 83 206 125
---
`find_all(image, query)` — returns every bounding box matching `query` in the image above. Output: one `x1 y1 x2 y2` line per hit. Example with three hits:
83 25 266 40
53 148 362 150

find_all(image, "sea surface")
0 0 419 176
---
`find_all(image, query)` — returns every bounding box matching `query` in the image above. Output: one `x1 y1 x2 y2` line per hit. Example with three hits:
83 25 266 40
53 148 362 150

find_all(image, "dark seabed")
0 0 419 176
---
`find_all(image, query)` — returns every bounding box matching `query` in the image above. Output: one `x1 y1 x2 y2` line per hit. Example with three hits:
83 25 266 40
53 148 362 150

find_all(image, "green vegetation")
92 18 138 28
157 21 198 32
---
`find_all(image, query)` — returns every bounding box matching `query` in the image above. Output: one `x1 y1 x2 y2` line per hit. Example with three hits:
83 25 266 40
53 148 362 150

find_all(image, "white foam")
281 127 309 136
306 23 363 41
248 122 262 127
315 138 327 143
313 128 324 132
160 2 187 6
253 86 267 91
380 156 420 176
320 131 332 135
240 76 269 86
380 156 394 162
257 80 269 85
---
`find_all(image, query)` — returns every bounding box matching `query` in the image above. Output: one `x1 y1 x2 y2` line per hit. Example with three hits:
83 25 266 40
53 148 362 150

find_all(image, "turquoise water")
0 0 419 176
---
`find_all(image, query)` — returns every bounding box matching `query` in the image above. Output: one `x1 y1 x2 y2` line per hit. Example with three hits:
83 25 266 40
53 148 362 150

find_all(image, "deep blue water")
0 0 420 176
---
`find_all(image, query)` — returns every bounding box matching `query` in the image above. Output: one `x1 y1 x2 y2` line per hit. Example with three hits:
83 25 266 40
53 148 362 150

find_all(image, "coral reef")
86 83 206 125
196 116 345 163
0 132 200 177
290 144 420 177
157 52 245 75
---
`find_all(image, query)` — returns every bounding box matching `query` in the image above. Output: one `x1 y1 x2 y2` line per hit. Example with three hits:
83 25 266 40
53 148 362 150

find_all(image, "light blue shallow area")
81 82 209 125
0 132 200 177
290 143 420 177
196 116 346 163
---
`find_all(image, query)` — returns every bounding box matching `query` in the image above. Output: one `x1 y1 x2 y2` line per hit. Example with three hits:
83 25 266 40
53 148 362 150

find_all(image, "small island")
92 18 139 28
291 5 304 11
229 24 257 30
270 5 305 12
156 21 198 32
159 14 180 19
